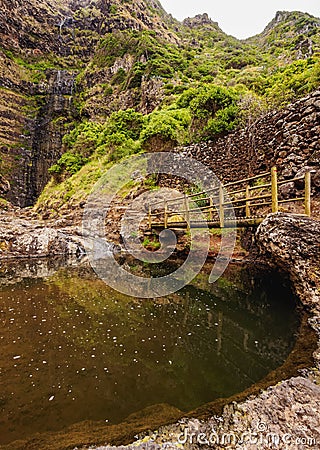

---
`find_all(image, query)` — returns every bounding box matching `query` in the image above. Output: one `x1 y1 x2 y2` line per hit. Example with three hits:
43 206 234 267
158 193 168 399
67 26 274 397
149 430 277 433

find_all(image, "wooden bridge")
148 167 312 231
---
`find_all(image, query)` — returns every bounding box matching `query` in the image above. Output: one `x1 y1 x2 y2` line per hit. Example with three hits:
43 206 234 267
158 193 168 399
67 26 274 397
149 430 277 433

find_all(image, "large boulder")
0 215 84 258
255 212 320 311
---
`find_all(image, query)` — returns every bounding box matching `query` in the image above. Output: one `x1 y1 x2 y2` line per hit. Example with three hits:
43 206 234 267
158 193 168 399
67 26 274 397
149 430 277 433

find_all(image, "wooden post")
305 171 311 217
271 166 278 213
148 205 152 229
219 184 224 228
245 185 251 218
164 200 168 229
183 194 190 229
209 197 213 222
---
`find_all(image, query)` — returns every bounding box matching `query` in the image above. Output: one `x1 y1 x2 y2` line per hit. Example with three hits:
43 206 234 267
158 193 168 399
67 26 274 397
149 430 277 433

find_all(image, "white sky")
160 0 320 39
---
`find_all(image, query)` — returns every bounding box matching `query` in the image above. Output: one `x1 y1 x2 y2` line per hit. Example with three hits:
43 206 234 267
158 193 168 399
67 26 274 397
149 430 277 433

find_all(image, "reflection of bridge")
148 167 312 230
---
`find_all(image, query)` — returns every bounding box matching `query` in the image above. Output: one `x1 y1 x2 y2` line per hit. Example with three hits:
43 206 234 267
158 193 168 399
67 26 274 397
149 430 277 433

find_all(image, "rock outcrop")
183 13 220 30
0 213 85 258
256 213 320 313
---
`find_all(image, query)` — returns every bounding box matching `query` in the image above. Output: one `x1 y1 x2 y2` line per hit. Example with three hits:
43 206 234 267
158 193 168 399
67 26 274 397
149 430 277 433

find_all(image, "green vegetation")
48 84 241 180
0 197 9 210
31 8 320 211
142 236 161 250
49 152 88 177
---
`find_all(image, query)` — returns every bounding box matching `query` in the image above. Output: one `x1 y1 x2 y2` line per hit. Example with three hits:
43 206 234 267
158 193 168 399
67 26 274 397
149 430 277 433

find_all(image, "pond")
0 258 299 445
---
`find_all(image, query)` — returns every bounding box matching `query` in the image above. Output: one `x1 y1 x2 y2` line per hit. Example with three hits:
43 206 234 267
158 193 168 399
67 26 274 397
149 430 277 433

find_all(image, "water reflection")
0 260 298 444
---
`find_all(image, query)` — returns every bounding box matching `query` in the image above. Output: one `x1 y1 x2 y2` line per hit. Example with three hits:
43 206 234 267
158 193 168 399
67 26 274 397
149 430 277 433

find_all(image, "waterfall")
59 17 67 37
58 16 73 39
25 69 78 206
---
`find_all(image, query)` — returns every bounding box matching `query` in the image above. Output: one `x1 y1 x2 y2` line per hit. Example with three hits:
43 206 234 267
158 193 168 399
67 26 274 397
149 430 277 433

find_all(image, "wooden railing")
148 167 312 230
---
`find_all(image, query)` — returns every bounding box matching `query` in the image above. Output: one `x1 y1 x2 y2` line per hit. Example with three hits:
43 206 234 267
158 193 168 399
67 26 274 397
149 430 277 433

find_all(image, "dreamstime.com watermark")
177 423 317 447
82 152 237 298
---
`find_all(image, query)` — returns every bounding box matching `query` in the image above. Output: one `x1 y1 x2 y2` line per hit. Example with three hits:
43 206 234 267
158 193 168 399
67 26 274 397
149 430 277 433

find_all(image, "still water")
0 259 298 444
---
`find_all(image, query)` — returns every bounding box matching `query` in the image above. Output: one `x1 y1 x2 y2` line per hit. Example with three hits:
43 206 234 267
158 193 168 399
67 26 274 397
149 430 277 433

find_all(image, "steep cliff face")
0 0 180 206
0 0 177 55
25 70 77 205
0 65 78 205
0 0 69 54
0 0 71 205
248 11 320 60
0 1 319 207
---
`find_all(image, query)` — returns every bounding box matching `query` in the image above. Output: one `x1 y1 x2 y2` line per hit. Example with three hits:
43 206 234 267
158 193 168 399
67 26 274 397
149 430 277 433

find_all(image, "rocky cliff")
0 0 180 206
248 11 320 59
0 1 319 209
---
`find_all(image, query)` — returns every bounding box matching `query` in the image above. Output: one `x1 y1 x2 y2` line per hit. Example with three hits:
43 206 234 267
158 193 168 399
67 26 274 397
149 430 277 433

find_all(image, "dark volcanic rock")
255 213 320 312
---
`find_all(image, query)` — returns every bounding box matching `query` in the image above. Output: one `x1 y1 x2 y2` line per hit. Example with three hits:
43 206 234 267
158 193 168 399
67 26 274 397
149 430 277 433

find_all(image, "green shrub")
111 68 127 85
108 138 142 162
99 109 144 141
176 88 198 108
110 4 117 14
49 152 88 175
140 108 191 149
204 105 239 136
189 85 239 119
62 121 103 151
127 62 145 89
263 58 320 105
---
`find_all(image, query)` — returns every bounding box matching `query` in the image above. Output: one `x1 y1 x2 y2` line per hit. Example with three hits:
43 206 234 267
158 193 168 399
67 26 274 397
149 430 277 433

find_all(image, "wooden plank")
209 197 213 221
224 171 269 188
164 201 168 229
249 182 271 191
278 197 304 204
151 217 265 229
183 194 190 229
277 175 304 186
148 205 152 229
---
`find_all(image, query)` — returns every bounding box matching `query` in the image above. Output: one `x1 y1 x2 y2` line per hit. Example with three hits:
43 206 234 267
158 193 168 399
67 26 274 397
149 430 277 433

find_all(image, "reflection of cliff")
0 260 299 444
49 263 298 373
0 256 77 285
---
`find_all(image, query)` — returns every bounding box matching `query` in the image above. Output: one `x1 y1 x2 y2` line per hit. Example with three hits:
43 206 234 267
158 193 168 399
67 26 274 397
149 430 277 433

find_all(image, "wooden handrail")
148 167 312 229
223 171 269 188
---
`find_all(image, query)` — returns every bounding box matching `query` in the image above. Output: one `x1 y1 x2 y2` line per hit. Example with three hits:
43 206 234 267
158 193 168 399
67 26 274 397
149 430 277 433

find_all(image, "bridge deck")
147 167 312 232
151 217 265 229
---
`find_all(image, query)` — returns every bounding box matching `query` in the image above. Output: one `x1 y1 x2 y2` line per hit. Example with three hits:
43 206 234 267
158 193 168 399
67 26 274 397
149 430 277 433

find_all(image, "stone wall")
169 90 320 189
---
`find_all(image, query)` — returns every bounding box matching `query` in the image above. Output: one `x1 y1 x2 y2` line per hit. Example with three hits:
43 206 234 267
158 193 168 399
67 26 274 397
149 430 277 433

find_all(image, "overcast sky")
160 0 320 39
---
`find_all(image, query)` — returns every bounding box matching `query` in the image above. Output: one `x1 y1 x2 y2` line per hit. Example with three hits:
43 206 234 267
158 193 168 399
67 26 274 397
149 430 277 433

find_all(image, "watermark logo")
177 422 317 447
82 152 236 298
